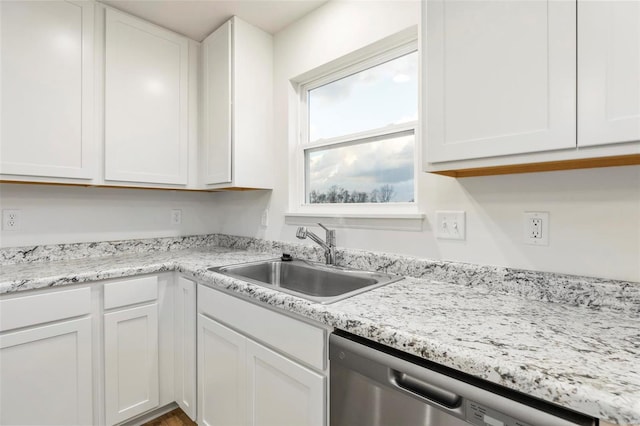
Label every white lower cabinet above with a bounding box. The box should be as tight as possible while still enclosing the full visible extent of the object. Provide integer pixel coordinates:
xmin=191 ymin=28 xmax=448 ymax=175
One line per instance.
xmin=198 ymin=314 xmax=326 ymax=426
xmin=0 ymin=275 xmax=326 ymax=426
xmin=0 ymin=317 xmax=93 ymax=425
xmin=174 ymin=277 xmax=198 ymax=421
xmin=246 ymin=339 xmax=325 ymax=426
xmin=0 ymin=274 xmax=201 ymax=425
xmin=0 ymin=287 xmax=93 ymax=426
xmin=198 ymin=314 xmax=247 ymax=426
xmin=197 ymin=284 xmax=328 ymax=426
xmin=104 ymin=303 xmax=160 ymax=425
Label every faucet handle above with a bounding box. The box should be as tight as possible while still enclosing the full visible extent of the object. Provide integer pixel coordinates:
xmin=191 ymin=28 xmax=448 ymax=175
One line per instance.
xmin=317 ymin=223 xmax=335 ymax=246
xmin=296 ymin=226 xmax=308 ymax=239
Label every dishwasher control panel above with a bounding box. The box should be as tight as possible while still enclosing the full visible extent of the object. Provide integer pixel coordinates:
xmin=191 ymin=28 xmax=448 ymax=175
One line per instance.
xmin=466 ymin=400 xmax=533 ymax=426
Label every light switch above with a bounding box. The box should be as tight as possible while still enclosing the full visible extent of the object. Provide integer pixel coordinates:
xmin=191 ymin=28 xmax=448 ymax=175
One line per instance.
xmin=436 ymin=211 xmax=466 ymax=240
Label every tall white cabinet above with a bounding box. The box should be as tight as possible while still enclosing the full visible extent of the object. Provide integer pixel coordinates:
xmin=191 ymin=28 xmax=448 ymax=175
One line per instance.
xmin=425 ymin=0 xmax=577 ymax=163
xmin=0 ymin=0 xmax=95 ymax=180
xmin=578 ymin=0 xmax=640 ymax=147
xmin=201 ymin=17 xmax=274 ymax=189
xmin=104 ymin=8 xmax=189 ymax=186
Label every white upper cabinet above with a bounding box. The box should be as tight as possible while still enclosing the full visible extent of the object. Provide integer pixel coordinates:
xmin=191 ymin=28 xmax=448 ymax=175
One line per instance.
xmin=425 ymin=0 xmax=577 ymax=163
xmin=201 ymin=17 xmax=274 ymax=189
xmin=202 ymin=21 xmax=233 ymax=185
xmin=104 ymin=9 xmax=189 ymax=185
xmin=578 ymin=0 xmax=640 ymax=147
xmin=0 ymin=0 xmax=95 ymax=179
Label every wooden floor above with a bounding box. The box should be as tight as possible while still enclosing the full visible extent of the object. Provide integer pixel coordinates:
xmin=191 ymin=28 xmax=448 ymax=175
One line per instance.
xmin=142 ymin=408 xmax=196 ymax=426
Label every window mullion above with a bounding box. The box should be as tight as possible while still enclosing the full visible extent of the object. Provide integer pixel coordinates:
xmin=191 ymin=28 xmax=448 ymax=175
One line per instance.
xmin=304 ymin=122 xmax=417 ymax=151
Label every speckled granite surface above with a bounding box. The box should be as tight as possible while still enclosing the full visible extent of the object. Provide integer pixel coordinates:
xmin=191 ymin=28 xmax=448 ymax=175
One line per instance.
xmin=3 ymin=233 xmax=638 ymax=313
xmin=214 ymin=234 xmax=640 ymax=314
xmin=1 ymin=234 xmax=639 ymax=425
xmin=0 ymin=234 xmax=219 ymax=265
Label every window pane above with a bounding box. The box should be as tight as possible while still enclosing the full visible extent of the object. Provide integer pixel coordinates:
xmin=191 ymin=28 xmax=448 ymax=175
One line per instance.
xmin=308 ymin=51 xmax=418 ymax=143
xmin=305 ymin=132 xmax=414 ymax=204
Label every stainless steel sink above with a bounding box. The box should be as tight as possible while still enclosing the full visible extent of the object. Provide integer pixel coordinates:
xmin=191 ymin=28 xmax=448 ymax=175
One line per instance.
xmin=209 ymin=258 xmax=403 ymax=304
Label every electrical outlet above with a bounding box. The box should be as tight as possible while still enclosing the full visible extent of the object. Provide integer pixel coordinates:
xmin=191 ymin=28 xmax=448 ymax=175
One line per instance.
xmin=2 ymin=209 xmax=21 ymax=231
xmin=170 ymin=209 xmax=182 ymax=225
xmin=435 ymin=211 xmax=466 ymax=240
xmin=524 ymin=212 xmax=549 ymax=245
xmin=261 ymin=209 xmax=269 ymax=227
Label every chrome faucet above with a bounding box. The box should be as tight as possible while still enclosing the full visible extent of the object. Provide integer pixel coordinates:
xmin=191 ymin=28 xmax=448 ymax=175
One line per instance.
xmin=296 ymin=223 xmax=336 ymax=265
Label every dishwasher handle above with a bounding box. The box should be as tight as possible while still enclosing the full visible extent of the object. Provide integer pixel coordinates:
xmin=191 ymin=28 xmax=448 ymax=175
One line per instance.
xmin=391 ymin=369 xmax=462 ymax=408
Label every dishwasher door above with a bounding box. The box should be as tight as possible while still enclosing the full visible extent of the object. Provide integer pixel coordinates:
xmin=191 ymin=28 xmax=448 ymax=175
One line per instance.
xmin=329 ymin=332 xmax=597 ymax=426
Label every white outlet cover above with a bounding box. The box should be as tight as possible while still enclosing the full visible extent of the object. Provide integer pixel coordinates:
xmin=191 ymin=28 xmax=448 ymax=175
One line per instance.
xmin=435 ymin=211 xmax=466 ymax=240
xmin=524 ymin=211 xmax=549 ymax=246
xmin=171 ymin=209 xmax=182 ymax=225
xmin=2 ymin=209 xmax=21 ymax=231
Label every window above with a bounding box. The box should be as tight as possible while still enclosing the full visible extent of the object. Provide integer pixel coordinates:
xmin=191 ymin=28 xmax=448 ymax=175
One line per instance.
xmin=294 ymin=40 xmax=419 ymax=214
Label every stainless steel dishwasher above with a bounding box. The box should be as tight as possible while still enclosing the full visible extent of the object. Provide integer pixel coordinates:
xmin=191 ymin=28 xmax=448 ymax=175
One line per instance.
xmin=330 ymin=332 xmax=597 ymax=426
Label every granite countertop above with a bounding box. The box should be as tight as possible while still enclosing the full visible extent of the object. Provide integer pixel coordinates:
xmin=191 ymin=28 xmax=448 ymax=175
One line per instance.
xmin=1 ymin=241 xmax=638 ymax=426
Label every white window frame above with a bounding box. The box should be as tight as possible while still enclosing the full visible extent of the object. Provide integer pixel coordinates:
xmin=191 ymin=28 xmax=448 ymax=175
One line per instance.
xmin=289 ymin=36 xmax=422 ymax=220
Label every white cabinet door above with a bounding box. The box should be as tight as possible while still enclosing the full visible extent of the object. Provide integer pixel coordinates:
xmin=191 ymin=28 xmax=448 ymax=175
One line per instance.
xmin=0 ymin=0 xmax=94 ymax=179
xmin=198 ymin=314 xmax=247 ymax=426
xmin=104 ymin=9 xmax=189 ymax=185
xmin=0 ymin=318 xmax=93 ymax=425
xmin=246 ymin=339 xmax=325 ymax=426
xmin=174 ymin=277 xmax=197 ymax=421
xmin=201 ymin=20 xmax=233 ymax=185
xmin=578 ymin=0 xmax=640 ymax=147
xmin=104 ymin=303 xmax=159 ymax=425
xmin=425 ymin=0 xmax=576 ymax=163
xmin=200 ymin=17 xmax=273 ymax=189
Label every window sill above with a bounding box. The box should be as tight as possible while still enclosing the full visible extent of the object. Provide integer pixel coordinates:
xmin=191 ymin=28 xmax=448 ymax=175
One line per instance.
xmin=284 ymin=212 xmax=425 ymax=231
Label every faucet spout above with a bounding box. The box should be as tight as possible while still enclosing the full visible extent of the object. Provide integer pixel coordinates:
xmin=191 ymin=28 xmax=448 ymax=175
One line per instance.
xmin=295 ymin=223 xmax=336 ymax=265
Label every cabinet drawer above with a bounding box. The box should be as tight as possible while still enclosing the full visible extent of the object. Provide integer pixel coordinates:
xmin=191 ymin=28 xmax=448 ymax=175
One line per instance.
xmin=198 ymin=285 xmax=326 ymax=370
xmin=0 ymin=287 xmax=91 ymax=332
xmin=104 ymin=276 xmax=158 ymax=310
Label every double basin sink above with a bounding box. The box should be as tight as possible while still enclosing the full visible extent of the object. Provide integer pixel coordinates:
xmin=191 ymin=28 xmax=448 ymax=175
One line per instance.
xmin=209 ymin=258 xmax=403 ymax=304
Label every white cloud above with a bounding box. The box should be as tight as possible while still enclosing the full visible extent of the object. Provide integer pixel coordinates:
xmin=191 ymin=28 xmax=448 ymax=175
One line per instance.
xmin=307 ymin=134 xmax=415 ymax=202
xmin=393 ymin=74 xmax=411 ymax=83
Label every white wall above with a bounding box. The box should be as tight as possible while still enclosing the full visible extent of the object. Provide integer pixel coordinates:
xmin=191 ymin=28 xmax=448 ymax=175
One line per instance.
xmin=0 ymin=184 xmax=220 ymax=247
xmin=209 ymin=0 xmax=640 ymax=282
